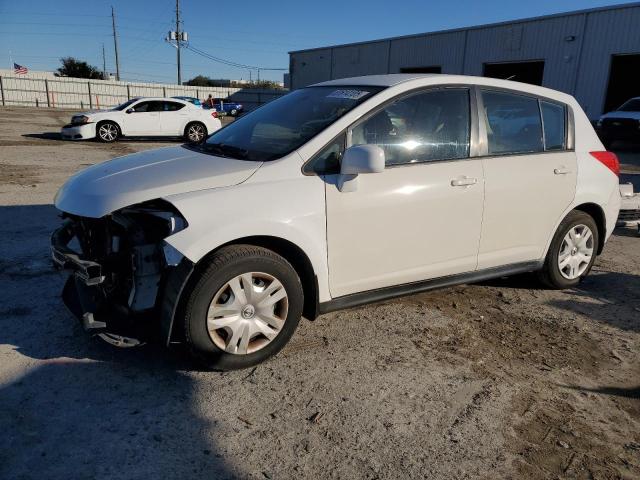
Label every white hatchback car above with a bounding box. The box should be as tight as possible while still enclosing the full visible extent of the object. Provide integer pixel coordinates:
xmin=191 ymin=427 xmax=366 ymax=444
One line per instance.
xmin=60 ymin=97 xmax=222 ymax=143
xmin=52 ymin=74 xmax=621 ymax=370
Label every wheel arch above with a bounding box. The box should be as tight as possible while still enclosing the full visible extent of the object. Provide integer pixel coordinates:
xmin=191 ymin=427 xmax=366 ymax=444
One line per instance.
xmin=96 ymin=118 xmax=122 ymax=137
xmin=573 ymin=202 xmax=607 ymax=255
xmin=211 ymin=236 xmax=319 ymax=321
xmin=183 ymin=120 xmax=207 ymax=136
xmin=165 ymin=234 xmax=320 ymax=345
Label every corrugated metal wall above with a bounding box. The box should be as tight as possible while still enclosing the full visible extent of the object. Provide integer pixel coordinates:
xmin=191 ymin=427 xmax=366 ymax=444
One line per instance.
xmin=289 ymin=4 xmax=640 ymax=117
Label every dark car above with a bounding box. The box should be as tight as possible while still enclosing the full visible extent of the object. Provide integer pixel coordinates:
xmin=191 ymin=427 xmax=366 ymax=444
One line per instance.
xmin=596 ymin=97 xmax=640 ymax=148
xmin=203 ymin=99 xmax=243 ymax=116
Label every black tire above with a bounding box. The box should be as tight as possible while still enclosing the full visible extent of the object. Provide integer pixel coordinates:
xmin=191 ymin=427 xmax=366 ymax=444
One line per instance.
xmin=183 ymin=245 xmax=303 ymax=370
xmin=96 ymin=121 xmax=120 ymax=143
xmin=538 ymin=210 xmax=599 ymax=289
xmin=230 ymin=108 xmax=238 ymax=116
xmin=184 ymin=122 xmax=207 ymax=144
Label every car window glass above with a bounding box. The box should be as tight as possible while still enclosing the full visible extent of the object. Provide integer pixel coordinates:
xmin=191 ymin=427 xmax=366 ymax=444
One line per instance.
xmin=482 ymin=90 xmax=543 ymax=155
xmin=303 ymin=134 xmax=344 ymax=175
xmin=350 ymin=89 xmax=470 ymax=166
xmin=204 ymin=86 xmax=382 ymax=162
xmin=541 ymin=101 xmax=566 ymax=151
xmin=132 ymin=101 xmax=150 ymax=113
xmin=164 ymin=101 xmax=185 ymax=111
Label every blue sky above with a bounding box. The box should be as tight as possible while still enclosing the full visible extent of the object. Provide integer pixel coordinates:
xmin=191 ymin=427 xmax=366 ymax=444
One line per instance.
xmin=0 ymin=0 xmax=635 ymax=84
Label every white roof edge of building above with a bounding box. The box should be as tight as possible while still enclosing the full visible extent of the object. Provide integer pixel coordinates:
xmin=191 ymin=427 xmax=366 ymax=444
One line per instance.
xmin=289 ymin=1 xmax=640 ymax=54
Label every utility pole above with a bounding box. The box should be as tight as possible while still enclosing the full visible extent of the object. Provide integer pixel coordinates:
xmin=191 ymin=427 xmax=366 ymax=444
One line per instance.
xmin=102 ymin=44 xmax=107 ymax=80
xmin=111 ymin=6 xmax=121 ymax=81
xmin=175 ymin=0 xmax=181 ymax=84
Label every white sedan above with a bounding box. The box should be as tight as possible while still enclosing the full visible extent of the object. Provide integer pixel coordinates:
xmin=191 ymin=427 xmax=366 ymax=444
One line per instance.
xmin=61 ymin=97 xmax=222 ymax=143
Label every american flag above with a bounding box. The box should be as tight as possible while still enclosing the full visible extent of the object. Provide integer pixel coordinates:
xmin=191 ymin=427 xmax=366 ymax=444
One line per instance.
xmin=14 ymin=63 xmax=28 ymax=75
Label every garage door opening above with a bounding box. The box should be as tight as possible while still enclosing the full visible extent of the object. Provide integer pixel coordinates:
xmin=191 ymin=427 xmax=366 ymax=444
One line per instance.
xmin=400 ymin=66 xmax=442 ymax=74
xmin=603 ymin=53 xmax=640 ymax=113
xmin=483 ymin=61 xmax=545 ymax=86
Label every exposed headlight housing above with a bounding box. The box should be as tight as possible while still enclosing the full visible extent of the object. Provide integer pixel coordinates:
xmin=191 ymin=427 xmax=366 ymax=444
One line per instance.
xmin=72 ymin=115 xmax=90 ymax=125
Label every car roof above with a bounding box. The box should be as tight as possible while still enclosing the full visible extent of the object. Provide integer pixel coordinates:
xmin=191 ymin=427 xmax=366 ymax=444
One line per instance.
xmin=132 ymin=97 xmax=190 ymax=103
xmin=311 ymin=73 xmax=575 ymax=104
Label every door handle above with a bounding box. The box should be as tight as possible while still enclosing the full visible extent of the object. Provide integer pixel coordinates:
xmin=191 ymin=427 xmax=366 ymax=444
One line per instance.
xmin=554 ymin=167 xmax=571 ymax=175
xmin=451 ymin=177 xmax=477 ymax=187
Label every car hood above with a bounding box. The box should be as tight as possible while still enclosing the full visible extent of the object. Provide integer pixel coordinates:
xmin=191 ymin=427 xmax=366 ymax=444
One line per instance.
xmin=55 ymin=145 xmax=262 ymax=218
xmin=600 ymin=111 xmax=640 ymax=121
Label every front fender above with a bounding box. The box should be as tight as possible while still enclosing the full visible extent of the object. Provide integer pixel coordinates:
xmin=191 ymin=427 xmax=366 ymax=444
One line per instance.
xmin=162 ymin=174 xmax=330 ymax=302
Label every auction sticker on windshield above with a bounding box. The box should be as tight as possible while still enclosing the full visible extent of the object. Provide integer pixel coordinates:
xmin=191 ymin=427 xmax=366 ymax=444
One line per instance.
xmin=327 ymin=89 xmax=371 ymax=100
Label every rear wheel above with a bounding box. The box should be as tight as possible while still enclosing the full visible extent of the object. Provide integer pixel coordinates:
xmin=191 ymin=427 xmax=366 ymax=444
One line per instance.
xmin=183 ymin=245 xmax=303 ymax=370
xmin=538 ymin=210 xmax=598 ymax=289
xmin=96 ymin=121 xmax=119 ymax=142
xmin=185 ymin=122 xmax=207 ymax=144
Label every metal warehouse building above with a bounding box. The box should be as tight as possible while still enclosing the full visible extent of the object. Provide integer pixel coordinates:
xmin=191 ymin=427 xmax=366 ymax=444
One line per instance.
xmin=289 ymin=2 xmax=640 ymax=118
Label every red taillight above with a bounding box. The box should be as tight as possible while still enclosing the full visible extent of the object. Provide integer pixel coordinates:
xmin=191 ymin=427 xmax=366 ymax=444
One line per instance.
xmin=590 ymin=151 xmax=619 ymax=177
xmin=211 ymin=111 xmax=218 ymax=118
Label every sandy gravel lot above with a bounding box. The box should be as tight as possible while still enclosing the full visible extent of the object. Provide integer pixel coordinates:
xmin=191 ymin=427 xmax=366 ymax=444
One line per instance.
xmin=0 ymin=107 xmax=639 ymax=480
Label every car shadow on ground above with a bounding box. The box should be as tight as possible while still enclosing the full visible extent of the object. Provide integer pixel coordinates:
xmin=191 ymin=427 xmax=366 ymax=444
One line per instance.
xmin=21 ymin=133 xmax=187 ymax=144
xmin=0 ymin=204 xmax=234 ymax=479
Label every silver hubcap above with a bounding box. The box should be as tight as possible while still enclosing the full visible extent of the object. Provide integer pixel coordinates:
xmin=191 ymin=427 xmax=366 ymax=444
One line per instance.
xmin=207 ymin=272 xmax=288 ymax=355
xmin=188 ymin=124 xmax=204 ymax=142
xmin=99 ymin=123 xmax=117 ymax=141
xmin=558 ymin=224 xmax=594 ymax=280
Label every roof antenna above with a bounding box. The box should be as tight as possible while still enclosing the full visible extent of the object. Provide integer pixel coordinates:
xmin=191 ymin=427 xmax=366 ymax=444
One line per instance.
xmin=505 ymin=75 xmax=516 ymax=80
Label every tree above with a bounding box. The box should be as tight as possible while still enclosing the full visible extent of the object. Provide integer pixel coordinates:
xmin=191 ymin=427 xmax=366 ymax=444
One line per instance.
xmin=184 ymin=75 xmax=214 ymax=87
xmin=184 ymin=75 xmax=284 ymax=89
xmin=56 ymin=57 xmax=104 ymax=80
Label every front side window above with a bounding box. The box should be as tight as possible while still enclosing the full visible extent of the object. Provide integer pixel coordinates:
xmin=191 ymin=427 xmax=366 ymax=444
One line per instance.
xmin=482 ymin=90 xmax=544 ymax=155
xmin=202 ymin=86 xmax=382 ymax=161
xmin=131 ymin=101 xmax=151 ymax=113
xmin=540 ymin=100 xmax=566 ymax=151
xmin=350 ymin=89 xmax=470 ymax=166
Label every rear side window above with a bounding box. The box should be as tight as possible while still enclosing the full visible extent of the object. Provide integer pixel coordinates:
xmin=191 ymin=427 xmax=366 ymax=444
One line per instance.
xmin=540 ymin=101 xmax=566 ymax=150
xmin=482 ymin=90 xmax=543 ymax=155
xmin=164 ymin=101 xmax=185 ymax=111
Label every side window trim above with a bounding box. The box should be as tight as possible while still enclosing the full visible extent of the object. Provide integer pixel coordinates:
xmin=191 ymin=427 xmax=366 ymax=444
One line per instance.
xmin=475 ymin=86 xmax=574 ymax=158
xmin=346 ymin=85 xmax=474 ymax=168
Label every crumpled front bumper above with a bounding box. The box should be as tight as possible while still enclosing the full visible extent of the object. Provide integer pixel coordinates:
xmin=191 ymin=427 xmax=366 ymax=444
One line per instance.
xmin=51 ymin=222 xmax=194 ymax=346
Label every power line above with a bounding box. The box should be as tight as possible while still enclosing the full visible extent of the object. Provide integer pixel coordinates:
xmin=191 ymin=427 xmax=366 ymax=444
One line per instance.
xmin=185 ymin=44 xmax=287 ymax=71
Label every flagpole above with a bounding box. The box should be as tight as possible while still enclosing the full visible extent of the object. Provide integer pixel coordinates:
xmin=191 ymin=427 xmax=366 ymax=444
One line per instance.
xmin=9 ymin=50 xmax=13 ymax=71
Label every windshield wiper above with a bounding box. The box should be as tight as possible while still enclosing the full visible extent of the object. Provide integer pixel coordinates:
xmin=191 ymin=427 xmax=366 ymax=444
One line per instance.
xmin=204 ymin=142 xmax=250 ymax=160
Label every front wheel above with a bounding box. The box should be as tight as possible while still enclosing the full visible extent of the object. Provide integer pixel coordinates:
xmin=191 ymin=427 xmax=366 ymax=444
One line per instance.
xmin=185 ymin=122 xmax=207 ymax=144
xmin=96 ymin=121 xmax=119 ymax=142
xmin=230 ymin=108 xmax=238 ymax=116
xmin=183 ymin=245 xmax=303 ymax=370
xmin=538 ymin=210 xmax=599 ymax=289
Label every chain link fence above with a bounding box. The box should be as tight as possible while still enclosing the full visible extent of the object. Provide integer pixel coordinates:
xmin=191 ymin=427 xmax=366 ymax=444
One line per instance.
xmin=0 ymin=75 xmax=287 ymax=111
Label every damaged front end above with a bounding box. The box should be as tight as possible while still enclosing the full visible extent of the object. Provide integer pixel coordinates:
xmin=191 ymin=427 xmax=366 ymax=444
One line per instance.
xmin=51 ymin=199 xmax=193 ymax=347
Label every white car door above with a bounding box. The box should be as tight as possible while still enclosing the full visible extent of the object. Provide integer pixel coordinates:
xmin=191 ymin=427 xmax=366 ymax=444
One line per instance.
xmin=159 ymin=100 xmax=189 ymax=136
xmin=123 ymin=100 xmax=162 ymax=135
xmin=324 ymin=88 xmax=485 ymax=298
xmin=477 ymin=89 xmax=577 ymax=269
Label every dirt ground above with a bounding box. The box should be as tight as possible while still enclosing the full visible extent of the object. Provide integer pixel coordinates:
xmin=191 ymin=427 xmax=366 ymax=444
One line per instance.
xmin=0 ymin=106 xmax=639 ymax=480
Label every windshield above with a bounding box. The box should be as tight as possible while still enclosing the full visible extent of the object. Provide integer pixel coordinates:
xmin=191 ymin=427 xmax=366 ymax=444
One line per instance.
xmin=618 ymin=99 xmax=640 ymax=112
xmin=202 ymin=86 xmax=383 ymax=161
xmin=112 ymin=99 xmax=138 ymax=111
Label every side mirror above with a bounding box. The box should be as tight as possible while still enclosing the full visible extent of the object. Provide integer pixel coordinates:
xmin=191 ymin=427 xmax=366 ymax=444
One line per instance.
xmin=338 ymin=145 xmax=385 ymax=192
xmin=340 ymin=145 xmax=385 ymax=174
xmin=126 ymin=108 xmax=134 ymax=114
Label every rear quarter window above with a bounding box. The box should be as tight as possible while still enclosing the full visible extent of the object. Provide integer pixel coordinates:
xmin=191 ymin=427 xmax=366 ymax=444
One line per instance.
xmin=540 ymin=101 xmax=566 ymax=151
